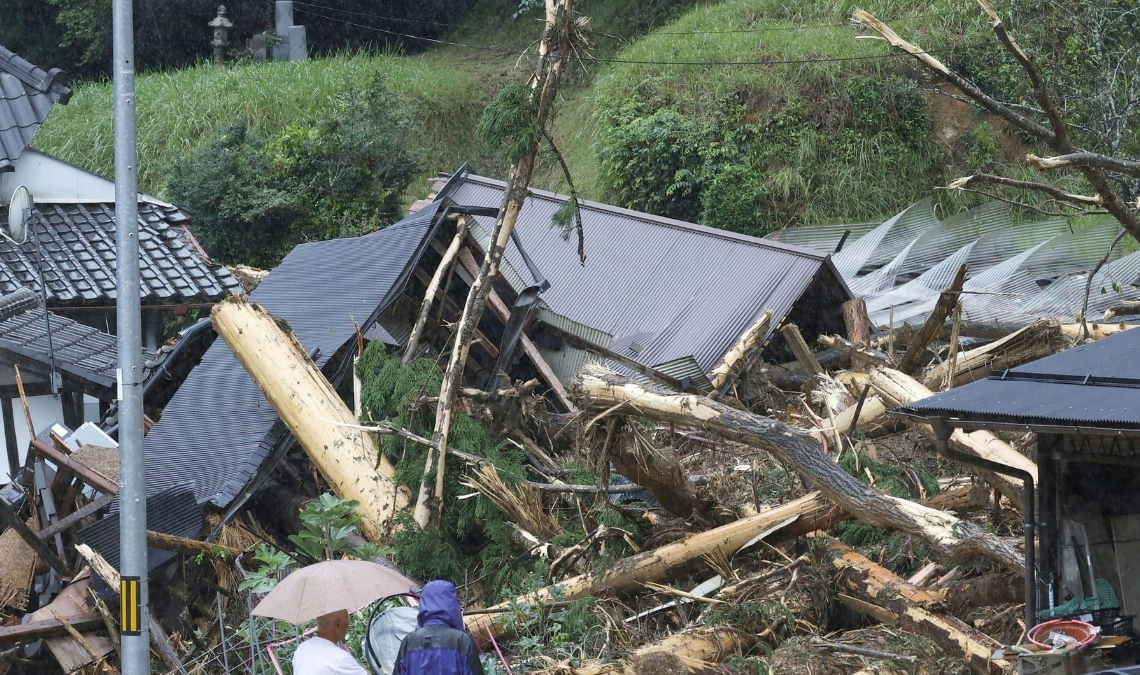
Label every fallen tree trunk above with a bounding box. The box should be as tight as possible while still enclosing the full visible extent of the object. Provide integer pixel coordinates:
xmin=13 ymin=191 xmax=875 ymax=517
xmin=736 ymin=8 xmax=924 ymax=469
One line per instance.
xmin=923 ymin=320 xmax=1059 ymax=389
xmin=708 ymin=310 xmax=772 ymax=396
xmin=1059 ymin=322 xmax=1137 ymax=340
xmin=826 ymin=537 xmax=1006 ymax=675
xmin=403 ymin=216 xmax=469 ymax=364
xmin=922 ymin=483 xmax=991 ymax=515
xmin=568 ymin=627 xmax=755 ymax=674
xmin=870 ymin=368 xmax=1036 ymax=511
xmin=818 ymin=335 xmax=893 ymax=370
xmin=898 ymin=264 xmax=967 ymax=375
xmin=610 ymin=426 xmax=713 ymax=519
xmin=211 ymin=298 xmax=406 ymax=541
xmin=578 ymin=365 xmax=1023 ymax=574
xmin=464 ymin=492 xmax=829 ymax=640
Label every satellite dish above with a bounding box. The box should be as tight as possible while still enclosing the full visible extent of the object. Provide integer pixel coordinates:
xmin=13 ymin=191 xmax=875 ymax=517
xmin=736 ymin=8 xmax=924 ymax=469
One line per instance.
xmin=5 ymin=186 xmax=33 ymax=243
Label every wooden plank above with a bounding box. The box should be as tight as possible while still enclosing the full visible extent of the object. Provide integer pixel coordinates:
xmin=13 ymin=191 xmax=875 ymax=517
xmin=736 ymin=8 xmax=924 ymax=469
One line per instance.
xmin=780 ymin=324 xmax=823 ymax=377
xmin=0 ymin=616 xmax=105 ymax=645
xmin=37 ymin=493 xmax=114 ymax=540
xmin=457 ymin=248 xmax=576 ymax=412
xmin=30 ymin=440 xmax=118 ymax=496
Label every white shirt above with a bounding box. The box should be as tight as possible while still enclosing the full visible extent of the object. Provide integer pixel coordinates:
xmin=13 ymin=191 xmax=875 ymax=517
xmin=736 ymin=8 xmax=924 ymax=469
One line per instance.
xmin=292 ymin=636 xmax=369 ymax=675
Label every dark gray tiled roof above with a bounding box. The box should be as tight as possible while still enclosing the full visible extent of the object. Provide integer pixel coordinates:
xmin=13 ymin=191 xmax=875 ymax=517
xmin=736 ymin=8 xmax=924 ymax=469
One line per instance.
xmin=438 ymin=173 xmax=849 ymax=374
xmin=0 ymin=202 xmax=241 ymax=306
xmin=77 ymin=483 xmax=201 ymax=572
xmin=0 ymin=287 xmax=142 ymax=389
xmin=139 ymin=201 xmax=445 ymax=508
xmin=0 ymin=45 xmax=71 ymax=171
xmin=895 ymin=327 xmax=1140 ymax=431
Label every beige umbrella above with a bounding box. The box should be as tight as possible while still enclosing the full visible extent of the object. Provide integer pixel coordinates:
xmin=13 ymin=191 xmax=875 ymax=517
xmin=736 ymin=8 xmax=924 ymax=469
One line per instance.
xmin=251 ymin=560 xmax=417 ymax=624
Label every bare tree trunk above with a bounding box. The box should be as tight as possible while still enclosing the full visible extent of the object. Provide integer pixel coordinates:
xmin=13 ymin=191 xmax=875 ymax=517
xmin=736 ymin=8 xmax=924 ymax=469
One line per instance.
xmin=609 ymin=426 xmax=713 ymax=519
xmin=568 ymin=628 xmax=755 ymax=674
xmin=826 ymin=537 xmax=1006 ymax=675
xmin=403 ymin=216 xmax=468 ymax=365
xmin=578 ymin=365 xmax=1023 ymax=573
xmin=416 ymin=0 xmax=577 ymax=528
xmin=707 ymin=310 xmax=772 ymax=397
xmin=211 ymin=298 xmax=406 ymax=541
xmin=897 ymin=264 xmax=967 ymax=375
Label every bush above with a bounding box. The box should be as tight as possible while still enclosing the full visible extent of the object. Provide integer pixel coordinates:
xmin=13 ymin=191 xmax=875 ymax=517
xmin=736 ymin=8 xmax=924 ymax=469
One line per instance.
xmin=167 ymin=72 xmax=419 ymax=267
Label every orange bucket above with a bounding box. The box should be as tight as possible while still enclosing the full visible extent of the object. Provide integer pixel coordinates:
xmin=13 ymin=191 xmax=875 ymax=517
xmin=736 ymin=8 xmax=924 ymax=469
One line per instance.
xmin=1027 ymin=619 xmax=1098 ymax=649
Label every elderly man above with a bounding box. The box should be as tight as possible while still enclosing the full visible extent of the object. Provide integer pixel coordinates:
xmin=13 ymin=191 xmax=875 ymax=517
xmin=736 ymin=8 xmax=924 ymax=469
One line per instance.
xmin=393 ymin=580 xmax=484 ymax=675
xmin=293 ymin=609 xmax=369 ymax=675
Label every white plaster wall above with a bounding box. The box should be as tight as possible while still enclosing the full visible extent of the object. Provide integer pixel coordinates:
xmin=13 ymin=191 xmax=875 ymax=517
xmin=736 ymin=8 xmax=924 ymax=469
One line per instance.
xmin=0 ymin=394 xmax=102 ymax=482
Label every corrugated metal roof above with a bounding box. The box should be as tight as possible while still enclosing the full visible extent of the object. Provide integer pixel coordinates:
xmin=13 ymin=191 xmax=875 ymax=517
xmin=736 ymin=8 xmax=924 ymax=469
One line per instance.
xmin=895 ymin=327 xmax=1140 ymax=431
xmin=439 ymin=174 xmax=847 ymax=377
xmin=0 ymin=45 xmax=70 ymax=171
xmin=137 ymin=201 xmax=446 ymax=508
xmin=77 ymin=483 xmax=201 ymax=572
xmin=0 ymin=287 xmax=150 ymax=388
xmin=0 ymin=202 xmax=241 ymax=306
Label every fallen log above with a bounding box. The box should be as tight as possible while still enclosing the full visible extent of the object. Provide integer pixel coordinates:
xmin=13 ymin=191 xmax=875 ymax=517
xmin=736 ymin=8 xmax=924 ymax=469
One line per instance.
xmin=781 ymin=324 xmax=824 ymax=377
xmin=464 ymin=492 xmax=828 ymax=640
xmin=610 ymin=426 xmax=713 ymax=519
xmin=870 ymin=368 xmax=1036 ymax=511
xmin=568 ymin=627 xmax=754 ymax=674
xmin=211 ymin=298 xmax=406 ymax=541
xmin=897 ymin=264 xmax=967 ymax=375
xmin=923 ymin=320 xmax=1059 ymax=389
xmin=1058 ymin=321 xmax=1137 ymax=340
xmin=818 ymin=335 xmax=893 ymax=370
xmin=145 ymin=531 xmax=242 ymax=559
xmin=578 ymin=365 xmax=1023 ymax=574
xmin=826 ymin=537 xmax=1005 ymax=675
xmin=921 ymin=483 xmax=991 ymax=515
xmin=403 ymin=216 xmax=468 ymax=365
xmin=708 ymin=310 xmax=773 ymax=396
xmin=1104 ymin=302 xmax=1140 ymax=321
xmin=939 ymin=572 xmax=1024 ymax=615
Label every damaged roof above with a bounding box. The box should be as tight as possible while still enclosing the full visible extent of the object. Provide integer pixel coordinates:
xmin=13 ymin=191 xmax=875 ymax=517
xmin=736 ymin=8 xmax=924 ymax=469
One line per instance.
xmin=137 ymin=200 xmax=447 ymax=509
xmin=0 ymin=45 xmax=70 ymax=171
xmin=0 ymin=201 xmax=241 ymax=306
xmin=895 ymin=327 xmax=1140 ymax=433
xmin=434 ymin=172 xmax=850 ymax=381
xmin=0 ymin=287 xmax=135 ymax=389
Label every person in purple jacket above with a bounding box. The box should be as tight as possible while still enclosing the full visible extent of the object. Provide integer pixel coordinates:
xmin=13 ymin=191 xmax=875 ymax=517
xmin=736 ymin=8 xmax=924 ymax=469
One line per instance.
xmin=392 ymin=580 xmax=484 ymax=675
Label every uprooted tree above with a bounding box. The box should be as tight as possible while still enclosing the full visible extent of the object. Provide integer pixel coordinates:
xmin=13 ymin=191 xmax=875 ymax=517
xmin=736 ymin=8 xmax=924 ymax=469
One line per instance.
xmin=852 ymin=1 xmax=1140 ymax=237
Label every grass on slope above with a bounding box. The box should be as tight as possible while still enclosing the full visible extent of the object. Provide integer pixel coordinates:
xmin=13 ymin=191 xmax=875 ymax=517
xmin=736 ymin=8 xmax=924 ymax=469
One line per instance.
xmin=34 ymin=53 xmax=479 ymax=197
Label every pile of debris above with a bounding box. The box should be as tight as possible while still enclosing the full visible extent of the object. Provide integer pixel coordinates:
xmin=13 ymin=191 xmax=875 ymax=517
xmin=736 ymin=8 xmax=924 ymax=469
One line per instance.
xmin=3 ymin=166 xmax=1139 ymax=675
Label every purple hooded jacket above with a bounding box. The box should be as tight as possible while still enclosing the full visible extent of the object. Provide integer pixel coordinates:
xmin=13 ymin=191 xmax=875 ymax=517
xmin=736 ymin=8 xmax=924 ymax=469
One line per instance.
xmin=392 ymin=581 xmax=483 ymax=675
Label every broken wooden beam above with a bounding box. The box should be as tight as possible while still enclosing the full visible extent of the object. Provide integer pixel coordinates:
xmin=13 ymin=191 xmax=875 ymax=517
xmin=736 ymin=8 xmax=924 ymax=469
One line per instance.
xmin=465 ymin=492 xmax=828 ymax=641
xmin=707 ymin=310 xmax=773 ymax=395
xmin=897 ymin=264 xmax=967 ymax=375
xmin=211 ymin=297 xmax=407 ymax=541
xmin=609 ymin=425 xmax=712 ymax=519
xmin=579 ymin=364 xmax=1023 ymax=574
xmin=568 ymin=627 xmax=755 ymax=674
xmin=145 ymin=531 xmax=242 ymax=559
xmin=923 ymin=320 xmax=1059 ymax=389
xmin=780 ymin=323 xmax=824 ymax=377
xmin=0 ymin=616 xmax=105 ymax=646
xmin=30 ymin=439 xmax=118 ymax=496
xmin=38 ymin=494 xmax=115 ymax=540
xmin=826 ymin=537 xmax=1004 ymax=675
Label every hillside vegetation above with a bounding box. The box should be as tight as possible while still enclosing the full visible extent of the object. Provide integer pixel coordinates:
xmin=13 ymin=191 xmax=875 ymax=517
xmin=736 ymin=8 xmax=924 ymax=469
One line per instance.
xmin=33 ymin=0 xmax=1055 ymax=256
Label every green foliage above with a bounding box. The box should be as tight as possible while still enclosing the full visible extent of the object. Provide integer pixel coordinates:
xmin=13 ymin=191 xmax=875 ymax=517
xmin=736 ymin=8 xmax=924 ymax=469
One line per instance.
xmin=836 ymin=446 xmax=940 ymax=500
xmin=356 ymin=345 xmax=529 ymax=589
xmin=238 ymin=544 xmax=295 ymax=593
xmin=477 ymin=82 xmax=541 ymax=161
xmin=705 ymin=599 xmax=795 ymax=637
xmin=166 ymin=72 xmax=420 ymax=266
xmin=502 ymin=588 xmax=606 ymax=658
xmin=289 ymin=492 xmax=397 ymax=562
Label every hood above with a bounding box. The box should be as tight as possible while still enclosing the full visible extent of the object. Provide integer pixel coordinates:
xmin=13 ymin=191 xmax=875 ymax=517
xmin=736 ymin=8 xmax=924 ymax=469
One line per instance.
xmin=417 ymin=580 xmax=463 ymax=630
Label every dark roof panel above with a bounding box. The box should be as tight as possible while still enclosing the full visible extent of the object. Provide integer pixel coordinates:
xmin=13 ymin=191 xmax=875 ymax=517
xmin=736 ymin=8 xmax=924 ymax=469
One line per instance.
xmin=78 ymin=483 xmax=202 ymax=572
xmin=896 ymin=326 xmax=1140 ymax=431
xmin=138 ymin=202 xmax=445 ymax=508
xmin=0 ymin=202 xmax=241 ymax=305
xmin=440 ymin=174 xmax=846 ymax=374
xmin=0 ymin=45 xmax=70 ymax=170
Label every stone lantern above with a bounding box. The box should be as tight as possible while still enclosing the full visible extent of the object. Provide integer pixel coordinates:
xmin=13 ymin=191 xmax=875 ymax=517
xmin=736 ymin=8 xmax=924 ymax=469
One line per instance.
xmin=208 ymin=5 xmax=233 ymax=65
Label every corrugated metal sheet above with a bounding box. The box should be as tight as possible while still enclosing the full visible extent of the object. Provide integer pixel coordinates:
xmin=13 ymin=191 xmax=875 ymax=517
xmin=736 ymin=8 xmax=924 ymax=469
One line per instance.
xmin=136 ymin=200 xmax=446 ymax=508
xmin=0 ymin=202 xmax=240 ymax=305
xmin=77 ymin=483 xmax=201 ymax=572
xmin=896 ymin=326 xmax=1140 ymax=430
xmin=765 ymin=221 xmax=879 ymax=252
xmin=0 ymin=288 xmax=148 ymax=388
xmin=440 ymin=174 xmax=844 ymax=378
xmin=0 ymin=45 xmax=70 ymax=171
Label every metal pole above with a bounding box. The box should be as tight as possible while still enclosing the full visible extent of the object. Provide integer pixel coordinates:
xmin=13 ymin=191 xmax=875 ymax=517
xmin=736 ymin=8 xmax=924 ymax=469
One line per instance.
xmin=113 ymin=0 xmax=148 ymax=671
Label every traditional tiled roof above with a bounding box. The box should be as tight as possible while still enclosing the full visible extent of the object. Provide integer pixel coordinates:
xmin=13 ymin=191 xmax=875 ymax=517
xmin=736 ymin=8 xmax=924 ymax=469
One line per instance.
xmin=0 ymin=201 xmax=241 ymax=306
xmin=0 ymin=45 xmax=71 ymax=171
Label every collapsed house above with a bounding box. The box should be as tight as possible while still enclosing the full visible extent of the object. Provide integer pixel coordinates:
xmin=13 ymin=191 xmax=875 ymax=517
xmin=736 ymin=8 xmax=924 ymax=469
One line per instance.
xmin=0 ymin=44 xmax=239 ymax=481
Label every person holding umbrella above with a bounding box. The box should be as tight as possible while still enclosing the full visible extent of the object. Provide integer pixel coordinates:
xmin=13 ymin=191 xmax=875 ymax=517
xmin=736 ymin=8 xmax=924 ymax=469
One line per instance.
xmin=392 ymin=580 xmax=484 ymax=675
xmin=293 ymin=609 xmax=369 ymax=675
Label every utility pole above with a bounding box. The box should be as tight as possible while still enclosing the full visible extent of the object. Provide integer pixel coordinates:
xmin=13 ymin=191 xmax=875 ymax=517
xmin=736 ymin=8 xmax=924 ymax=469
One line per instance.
xmin=113 ymin=0 xmax=148 ymax=671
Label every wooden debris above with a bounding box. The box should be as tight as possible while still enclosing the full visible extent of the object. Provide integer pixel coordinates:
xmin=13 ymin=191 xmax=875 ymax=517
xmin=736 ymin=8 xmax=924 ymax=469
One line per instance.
xmin=869 ymin=367 xmax=1037 ymax=510
xmin=897 ymin=264 xmax=967 ymax=375
xmin=825 ymin=537 xmax=1004 ymax=675
xmin=464 ymin=492 xmax=827 ymax=640
xmin=145 ymin=530 xmax=243 ymax=559
xmin=609 ymin=426 xmax=713 ymax=519
xmin=810 ymin=636 xmax=917 ymax=667
xmin=921 ymin=483 xmax=991 ymax=515
xmin=843 ymin=298 xmax=872 ymax=346
xmin=781 ymin=323 xmax=824 ymax=377
xmin=30 ymin=440 xmax=118 ymax=496
xmin=568 ymin=627 xmax=754 ymax=674
xmin=818 ymin=335 xmax=893 ymax=369
xmin=211 ymin=297 xmax=407 ymax=541
xmin=579 ymin=365 xmax=1023 ymax=573
xmin=0 ymin=616 xmax=105 ymax=646
xmin=0 ymin=495 xmax=72 ymax=577
xmin=1103 ymin=301 xmax=1140 ymax=320
xmin=707 ymin=310 xmax=773 ymax=395
xmin=1058 ymin=321 xmax=1137 ymax=340
xmin=403 ymin=216 xmax=469 ymax=364
xmin=924 ymin=320 xmax=1059 ymax=389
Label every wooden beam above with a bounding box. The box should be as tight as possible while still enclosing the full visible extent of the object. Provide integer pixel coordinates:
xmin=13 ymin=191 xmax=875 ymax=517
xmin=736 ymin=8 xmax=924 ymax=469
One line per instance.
xmin=30 ymin=440 xmax=117 ymax=496
xmin=37 ymin=494 xmax=115 ymax=540
xmin=780 ymin=324 xmax=823 ymax=377
xmin=897 ymin=264 xmax=967 ymax=375
xmin=0 ymin=495 xmax=72 ymax=577
xmin=0 ymin=616 xmax=105 ymax=646
xmin=457 ymin=248 xmax=576 ymax=412
xmin=145 ymin=530 xmax=241 ymax=559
